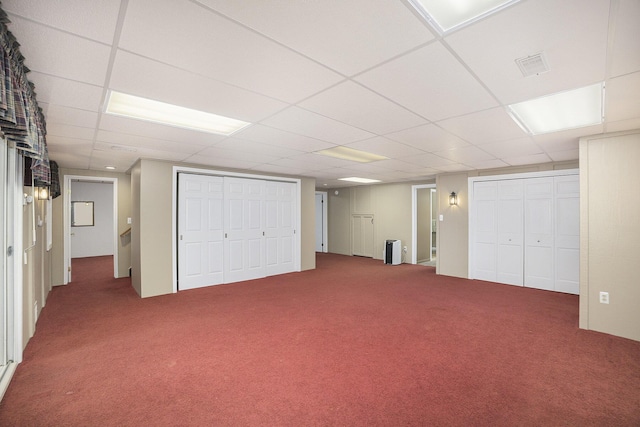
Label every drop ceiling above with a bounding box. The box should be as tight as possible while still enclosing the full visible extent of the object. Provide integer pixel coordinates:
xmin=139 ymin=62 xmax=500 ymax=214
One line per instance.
xmin=3 ymin=0 xmax=640 ymax=187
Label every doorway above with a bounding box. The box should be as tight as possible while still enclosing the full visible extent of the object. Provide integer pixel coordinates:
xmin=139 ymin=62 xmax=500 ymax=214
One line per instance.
xmin=411 ymin=184 xmax=437 ymax=265
xmin=63 ymin=176 xmax=118 ymax=283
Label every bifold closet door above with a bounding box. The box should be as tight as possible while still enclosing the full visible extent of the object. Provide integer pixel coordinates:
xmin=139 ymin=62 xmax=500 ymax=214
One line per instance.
xmin=524 ymin=178 xmax=554 ymax=291
xmin=264 ymin=181 xmax=296 ymax=276
xmin=472 ymin=181 xmax=498 ymax=282
xmin=224 ymin=177 xmax=265 ymax=284
xmin=497 ymin=180 xmax=524 ymax=286
xmin=177 ymin=174 xmax=224 ymax=290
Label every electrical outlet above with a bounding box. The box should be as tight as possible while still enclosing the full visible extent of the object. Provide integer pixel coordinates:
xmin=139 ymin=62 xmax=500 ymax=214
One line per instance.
xmin=599 ymin=292 xmax=609 ymax=304
xmin=403 ymin=246 xmax=407 ymax=253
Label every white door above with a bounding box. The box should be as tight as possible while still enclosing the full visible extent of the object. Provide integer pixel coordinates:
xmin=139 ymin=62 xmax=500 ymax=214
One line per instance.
xmin=315 ymin=193 xmax=324 ymax=252
xmin=264 ymin=181 xmax=296 ymax=276
xmin=472 ymin=181 xmax=498 ymax=282
xmin=352 ymin=214 xmax=374 ymax=257
xmin=497 ymin=180 xmax=524 ymax=286
xmin=178 ymin=174 xmax=224 ymax=290
xmin=554 ymin=175 xmax=580 ymax=294
xmin=224 ymin=178 xmax=265 ymax=283
xmin=524 ymin=178 xmax=554 ymax=291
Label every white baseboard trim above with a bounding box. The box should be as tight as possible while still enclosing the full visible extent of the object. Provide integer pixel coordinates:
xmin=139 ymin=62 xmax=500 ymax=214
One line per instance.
xmin=0 ymin=362 xmax=17 ymax=402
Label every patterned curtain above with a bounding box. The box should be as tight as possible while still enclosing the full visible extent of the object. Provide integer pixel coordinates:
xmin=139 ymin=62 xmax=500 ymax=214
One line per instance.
xmin=0 ymin=5 xmax=50 ymax=186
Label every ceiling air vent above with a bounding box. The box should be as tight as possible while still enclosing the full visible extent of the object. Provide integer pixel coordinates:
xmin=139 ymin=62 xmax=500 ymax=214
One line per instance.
xmin=515 ymin=52 xmax=549 ymax=77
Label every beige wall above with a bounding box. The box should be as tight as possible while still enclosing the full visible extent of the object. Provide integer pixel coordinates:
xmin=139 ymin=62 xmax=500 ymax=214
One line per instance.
xmin=326 ymin=161 xmax=578 ymax=276
xmin=435 ymin=173 xmax=469 ymax=278
xmin=132 ymin=159 xmax=316 ymax=298
xmin=50 ymin=168 xmax=132 ymax=285
xmin=579 ymin=130 xmax=640 ymax=342
xmin=300 ymin=179 xmax=316 ymax=271
xmin=327 ymin=181 xmax=420 ymax=262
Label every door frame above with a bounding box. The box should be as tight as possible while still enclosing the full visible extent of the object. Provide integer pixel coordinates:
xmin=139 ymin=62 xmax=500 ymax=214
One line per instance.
xmin=411 ymin=184 xmax=436 ymax=264
xmin=63 ymin=175 xmax=118 ymax=283
xmin=0 ymin=141 xmax=24 ymax=400
xmin=315 ymin=191 xmax=328 ymax=253
xmin=467 ymin=169 xmax=579 ymax=280
xmin=172 ymin=166 xmax=302 ymax=293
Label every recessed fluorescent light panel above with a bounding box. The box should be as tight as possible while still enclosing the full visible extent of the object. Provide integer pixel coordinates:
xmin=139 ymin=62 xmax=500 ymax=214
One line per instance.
xmin=507 ymin=83 xmax=604 ymax=135
xmin=407 ymin=0 xmax=520 ymax=33
xmin=105 ymin=91 xmax=251 ymax=136
xmin=339 ymin=177 xmax=382 ymax=184
xmin=314 ymin=146 xmax=388 ymax=163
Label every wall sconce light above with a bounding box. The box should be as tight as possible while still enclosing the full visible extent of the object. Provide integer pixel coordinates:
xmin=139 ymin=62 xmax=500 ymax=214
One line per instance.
xmin=449 ymin=191 xmax=458 ymax=206
xmin=36 ymin=186 xmax=50 ymax=200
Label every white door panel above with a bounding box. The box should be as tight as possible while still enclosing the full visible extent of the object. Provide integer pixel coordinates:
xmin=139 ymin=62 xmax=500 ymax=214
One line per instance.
xmin=264 ymin=181 xmax=296 ymax=276
xmin=524 ymin=178 xmax=554 ymax=291
xmin=178 ymin=174 xmax=224 ymax=290
xmin=472 ymin=181 xmax=498 ymax=281
xmin=497 ymin=180 xmax=524 ymax=286
xmin=224 ymin=178 xmax=265 ymax=283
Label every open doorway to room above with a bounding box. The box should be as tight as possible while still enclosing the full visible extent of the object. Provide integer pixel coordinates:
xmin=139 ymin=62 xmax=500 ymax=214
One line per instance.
xmin=412 ymin=184 xmax=436 ymax=266
xmin=63 ymin=176 xmax=118 ymax=283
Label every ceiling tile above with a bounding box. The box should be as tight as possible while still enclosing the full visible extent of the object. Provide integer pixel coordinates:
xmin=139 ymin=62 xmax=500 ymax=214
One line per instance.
xmin=98 ymin=115 xmax=225 ymax=146
xmin=261 ymin=107 xmax=375 ymax=144
xmin=437 ymin=107 xmax=525 ymax=145
xmin=196 ymin=0 xmax=434 ymax=76
xmin=299 ymin=81 xmax=428 ymax=135
xmin=605 ymin=71 xmax=640 ymax=123
xmin=41 ymin=104 xmax=99 ymax=128
xmin=7 ymin=16 xmax=111 ymax=86
xmin=373 ymin=159 xmax=433 ymax=172
xmin=214 ymin=138 xmax=303 ymax=159
xmin=465 ymin=159 xmax=509 ymax=170
xmin=183 ymin=156 xmax=262 ymax=171
xmin=95 ymin=130 xmax=207 ymax=154
xmin=46 ymin=151 xmax=91 ymax=170
xmin=193 ymin=147 xmax=279 ymax=165
xmin=46 ymin=123 xmax=96 ymax=140
xmin=356 ymin=42 xmax=498 ymax=121
xmin=434 ymin=146 xmax=495 ymax=164
xmin=479 ymin=138 xmax=543 ymax=158
xmin=29 ymin=72 xmax=103 ymax=112
xmin=605 ymin=117 xmax=640 ymax=134
xmin=532 ymin=124 xmax=603 ymax=152
xmin=119 ymin=0 xmax=342 ymax=103
xmin=609 ymin=0 xmax=640 ymax=78
xmin=345 ymin=137 xmax=426 ymax=158
xmin=504 ymin=153 xmax=552 ymax=166
xmin=4 ymin=0 xmax=121 ymax=44
xmin=232 ymin=125 xmax=335 ymax=153
xmin=445 ymin=0 xmax=610 ymax=104
xmin=251 ymin=164 xmax=309 ymax=177
xmin=385 ymin=124 xmax=470 ymax=152
xmin=401 ymin=153 xmax=456 ymax=168
xmin=547 ymin=149 xmax=579 ymax=162
xmin=109 ymin=51 xmax=288 ymax=123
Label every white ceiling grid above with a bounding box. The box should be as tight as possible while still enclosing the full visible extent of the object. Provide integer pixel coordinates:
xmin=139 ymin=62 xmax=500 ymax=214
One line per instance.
xmin=2 ymin=0 xmax=639 ymax=187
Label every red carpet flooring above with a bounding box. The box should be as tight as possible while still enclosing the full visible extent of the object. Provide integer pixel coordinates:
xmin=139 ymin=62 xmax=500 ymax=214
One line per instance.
xmin=1 ymin=254 xmax=639 ymax=426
